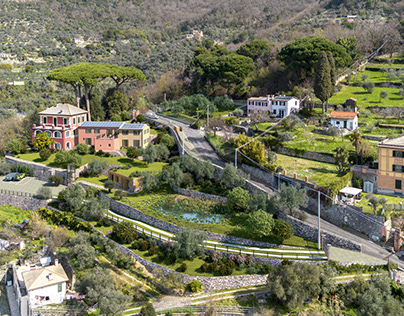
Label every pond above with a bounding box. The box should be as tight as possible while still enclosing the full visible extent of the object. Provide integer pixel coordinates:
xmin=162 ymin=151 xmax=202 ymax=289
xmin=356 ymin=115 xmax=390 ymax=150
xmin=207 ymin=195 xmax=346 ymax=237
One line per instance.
xmin=156 ymin=207 xmax=223 ymax=224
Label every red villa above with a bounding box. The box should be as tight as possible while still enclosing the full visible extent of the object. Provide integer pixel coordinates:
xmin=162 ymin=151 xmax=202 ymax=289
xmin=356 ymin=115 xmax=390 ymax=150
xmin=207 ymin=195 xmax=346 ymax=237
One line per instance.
xmin=32 ymin=103 xmax=88 ymax=150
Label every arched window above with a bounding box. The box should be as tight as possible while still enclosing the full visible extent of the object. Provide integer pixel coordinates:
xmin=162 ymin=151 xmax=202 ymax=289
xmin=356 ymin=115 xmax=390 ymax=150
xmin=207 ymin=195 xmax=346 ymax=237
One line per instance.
xmin=54 ymin=131 xmax=62 ymax=138
xmin=54 ymin=142 xmax=61 ymax=150
xmin=46 ymin=131 xmax=52 ymax=137
xmin=66 ymin=142 xmax=71 ymax=149
xmin=65 ymin=131 xmax=70 ymax=137
xmin=35 ymin=130 xmax=41 ymax=135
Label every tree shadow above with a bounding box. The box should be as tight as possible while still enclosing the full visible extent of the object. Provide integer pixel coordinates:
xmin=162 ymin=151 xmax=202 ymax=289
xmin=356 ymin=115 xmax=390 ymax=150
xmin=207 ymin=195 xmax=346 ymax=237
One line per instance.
xmin=352 ymin=91 xmax=369 ymax=95
xmin=309 ymin=167 xmax=335 ymax=174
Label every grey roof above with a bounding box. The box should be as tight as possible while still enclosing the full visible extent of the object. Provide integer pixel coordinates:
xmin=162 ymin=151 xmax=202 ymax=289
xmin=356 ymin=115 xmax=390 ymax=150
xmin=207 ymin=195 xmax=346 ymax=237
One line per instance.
xmin=378 ymin=135 xmax=404 ymax=148
xmin=273 ymin=96 xmax=298 ymax=100
xmin=80 ymin=121 xmax=124 ymax=128
xmin=120 ymin=123 xmax=146 ymax=130
xmin=39 ymin=103 xmax=88 ymax=116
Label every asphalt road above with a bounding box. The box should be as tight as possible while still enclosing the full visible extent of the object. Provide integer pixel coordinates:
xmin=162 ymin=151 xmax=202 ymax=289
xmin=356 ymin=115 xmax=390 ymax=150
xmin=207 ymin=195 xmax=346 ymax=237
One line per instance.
xmin=153 ymin=115 xmax=404 ymax=269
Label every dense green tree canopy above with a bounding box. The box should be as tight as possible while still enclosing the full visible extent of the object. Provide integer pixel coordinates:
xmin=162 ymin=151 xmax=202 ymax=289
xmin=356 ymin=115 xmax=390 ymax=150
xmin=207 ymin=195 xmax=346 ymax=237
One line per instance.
xmin=277 ymin=36 xmax=351 ymax=79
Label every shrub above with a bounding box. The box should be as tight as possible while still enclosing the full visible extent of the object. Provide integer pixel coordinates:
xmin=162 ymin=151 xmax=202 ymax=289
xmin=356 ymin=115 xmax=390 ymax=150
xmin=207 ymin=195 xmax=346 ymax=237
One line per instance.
xmin=141 ymin=240 xmax=150 ymax=251
xmin=48 ymin=174 xmax=64 ymax=186
xmin=208 ymin=262 xmax=218 ymax=272
xmin=148 ymin=247 xmax=156 ymax=256
xmin=209 ymin=251 xmax=222 ymax=263
xmin=189 ymin=280 xmax=203 ymax=293
xmin=179 ymin=263 xmax=187 ymax=272
xmin=272 ymin=220 xmax=294 ymax=242
xmin=201 ymin=263 xmax=209 ymax=272
xmin=87 ymin=158 xmax=108 ymax=176
xmin=226 ymin=259 xmax=236 ymax=269
xmin=75 ymin=143 xmax=89 ymax=155
xmin=169 ymin=254 xmax=177 ymax=264
xmin=114 ymin=190 xmax=127 ymax=200
xmin=97 ymin=216 xmax=113 ymax=227
xmin=282 ymin=259 xmax=293 ymax=266
xmin=0 ymin=162 xmax=11 ymax=175
xmin=112 ymin=221 xmax=137 ymax=244
xmin=219 ymin=264 xmax=233 ymax=276
xmin=36 ymin=187 xmax=52 ymax=200
xmin=39 ymin=148 xmax=52 ymax=160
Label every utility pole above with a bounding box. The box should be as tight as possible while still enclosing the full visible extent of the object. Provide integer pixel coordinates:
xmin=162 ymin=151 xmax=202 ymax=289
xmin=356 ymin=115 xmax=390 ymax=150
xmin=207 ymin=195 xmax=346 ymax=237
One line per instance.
xmin=182 ymin=127 xmax=185 ymax=155
xmin=318 ymin=190 xmax=321 ymax=250
xmin=207 ymin=104 xmax=209 ymax=128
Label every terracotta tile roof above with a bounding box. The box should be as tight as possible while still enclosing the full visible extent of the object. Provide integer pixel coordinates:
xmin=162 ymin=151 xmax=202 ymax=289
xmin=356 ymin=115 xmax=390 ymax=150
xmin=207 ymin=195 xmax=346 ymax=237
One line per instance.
xmin=329 ymin=111 xmax=358 ymax=120
xmin=22 ymin=265 xmax=68 ymax=291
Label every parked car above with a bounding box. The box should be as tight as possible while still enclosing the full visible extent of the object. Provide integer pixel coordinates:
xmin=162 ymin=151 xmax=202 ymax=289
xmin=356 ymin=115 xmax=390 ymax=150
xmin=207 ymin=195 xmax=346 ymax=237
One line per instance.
xmin=4 ymin=172 xmax=25 ymax=181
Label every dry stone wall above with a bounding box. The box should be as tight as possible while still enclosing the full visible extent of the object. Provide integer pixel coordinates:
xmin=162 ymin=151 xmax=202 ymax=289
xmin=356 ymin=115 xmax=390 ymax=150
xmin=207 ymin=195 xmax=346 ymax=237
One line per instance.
xmin=0 ymin=194 xmax=48 ymax=210
xmin=277 ymin=147 xmax=336 ymax=164
xmin=171 ymin=186 xmax=227 ymax=203
xmin=5 ymin=155 xmax=89 ymax=185
xmin=279 ymin=214 xmax=362 ymax=252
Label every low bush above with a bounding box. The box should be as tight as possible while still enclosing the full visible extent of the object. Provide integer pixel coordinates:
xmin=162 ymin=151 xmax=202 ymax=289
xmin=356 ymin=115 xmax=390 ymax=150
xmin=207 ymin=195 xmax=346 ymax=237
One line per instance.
xmin=36 ymin=187 xmax=52 ymax=200
xmin=148 ymin=247 xmax=156 ymax=256
xmin=208 ymin=262 xmax=218 ymax=272
xmin=48 ymin=174 xmax=64 ymax=186
xmin=169 ymin=254 xmax=177 ymax=264
xmin=141 ymin=240 xmax=150 ymax=251
xmin=201 ymin=263 xmax=209 ymax=272
xmin=188 ymin=280 xmax=203 ymax=293
xmin=179 ymin=263 xmax=187 ymax=272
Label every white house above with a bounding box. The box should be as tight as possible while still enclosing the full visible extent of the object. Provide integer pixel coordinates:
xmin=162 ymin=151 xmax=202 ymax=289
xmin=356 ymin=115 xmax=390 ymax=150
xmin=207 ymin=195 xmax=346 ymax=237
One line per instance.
xmin=247 ymin=95 xmax=300 ymax=118
xmin=329 ymin=111 xmax=358 ymax=131
xmin=20 ymin=260 xmax=68 ymax=307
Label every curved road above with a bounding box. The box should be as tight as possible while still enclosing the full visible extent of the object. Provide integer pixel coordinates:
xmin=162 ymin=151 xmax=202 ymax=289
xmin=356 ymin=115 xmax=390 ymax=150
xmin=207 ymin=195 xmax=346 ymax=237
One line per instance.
xmin=153 ymin=115 xmax=404 ymax=269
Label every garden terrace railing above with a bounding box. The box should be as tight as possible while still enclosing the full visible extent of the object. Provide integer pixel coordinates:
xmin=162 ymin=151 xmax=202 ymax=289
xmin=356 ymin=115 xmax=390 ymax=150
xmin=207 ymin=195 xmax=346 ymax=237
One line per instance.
xmin=155 ymin=305 xmax=255 ymax=315
xmin=0 ymin=189 xmax=34 ymax=197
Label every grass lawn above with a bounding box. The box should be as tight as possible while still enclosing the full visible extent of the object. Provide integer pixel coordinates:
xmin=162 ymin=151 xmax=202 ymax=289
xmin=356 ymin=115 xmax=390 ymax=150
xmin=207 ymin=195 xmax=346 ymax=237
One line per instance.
xmin=256 ymin=122 xmax=276 ymax=131
xmin=113 ymin=161 xmax=168 ymax=176
xmin=162 ymin=111 xmax=198 ymax=124
xmin=328 ymin=84 xmax=403 ymax=108
xmin=353 ymin=70 xmax=402 ymax=84
xmin=130 ymin=248 xmax=251 ymax=277
xmin=112 ymin=184 xmax=317 ymax=248
xmin=282 ymin=126 xmax=355 ymax=156
xmin=0 ymin=205 xmax=31 ymax=223
xmin=150 ymin=128 xmax=159 ymax=135
xmin=356 ymin=193 xmax=404 ymax=216
xmin=275 ymin=153 xmax=345 ymax=187
xmin=17 ymin=152 xmax=149 ymax=169
xmin=77 ymin=175 xmax=108 ymax=186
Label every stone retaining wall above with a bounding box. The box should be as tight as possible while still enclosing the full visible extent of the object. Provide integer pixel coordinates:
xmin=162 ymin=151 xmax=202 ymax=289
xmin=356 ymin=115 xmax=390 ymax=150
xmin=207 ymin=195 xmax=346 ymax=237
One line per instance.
xmin=277 ymin=147 xmax=336 ymax=164
xmin=307 ymin=197 xmax=385 ymax=241
xmin=279 ymin=214 xmax=362 ymax=252
xmin=5 ymin=155 xmax=89 ymax=185
xmin=0 ymin=194 xmax=48 ymax=210
xmin=171 ymin=186 xmax=227 ymax=203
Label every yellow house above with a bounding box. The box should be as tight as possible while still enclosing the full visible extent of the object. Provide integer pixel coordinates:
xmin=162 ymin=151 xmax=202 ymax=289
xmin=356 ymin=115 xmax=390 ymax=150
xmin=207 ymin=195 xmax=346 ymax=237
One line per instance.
xmin=378 ymin=136 xmax=404 ymax=194
xmin=109 ymin=170 xmax=141 ymax=192
xmin=118 ymin=123 xmax=150 ymax=149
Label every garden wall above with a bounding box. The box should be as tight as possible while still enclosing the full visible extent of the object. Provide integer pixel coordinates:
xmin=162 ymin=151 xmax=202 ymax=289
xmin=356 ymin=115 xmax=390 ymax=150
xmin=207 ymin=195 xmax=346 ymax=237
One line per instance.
xmin=278 ymin=214 xmax=362 ymax=252
xmin=276 ymin=147 xmax=336 ymax=164
xmin=0 ymin=194 xmax=48 ymax=210
xmin=307 ymin=197 xmax=386 ymax=241
xmin=170 ymin=185 xmax=227 ymax=203
xmin=5 ymin=155 xmax=88 ymax=185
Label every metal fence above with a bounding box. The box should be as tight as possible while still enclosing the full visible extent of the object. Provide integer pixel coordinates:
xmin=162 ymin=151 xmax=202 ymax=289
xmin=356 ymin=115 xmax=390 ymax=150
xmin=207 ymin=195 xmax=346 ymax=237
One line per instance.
xmin=0 ymin=189 xmax=34 ymax=197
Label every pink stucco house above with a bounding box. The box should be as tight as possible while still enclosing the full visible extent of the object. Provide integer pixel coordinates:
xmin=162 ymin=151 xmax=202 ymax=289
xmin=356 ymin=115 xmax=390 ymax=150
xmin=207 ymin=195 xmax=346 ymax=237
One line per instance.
xmin=32 ymin=103 xmax=88 ymax=150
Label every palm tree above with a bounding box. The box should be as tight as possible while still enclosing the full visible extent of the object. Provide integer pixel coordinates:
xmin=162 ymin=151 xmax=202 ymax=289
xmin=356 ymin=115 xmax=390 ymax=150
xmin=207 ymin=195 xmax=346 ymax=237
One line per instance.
xmin=349 ymin=131 xmax=362 ymax=165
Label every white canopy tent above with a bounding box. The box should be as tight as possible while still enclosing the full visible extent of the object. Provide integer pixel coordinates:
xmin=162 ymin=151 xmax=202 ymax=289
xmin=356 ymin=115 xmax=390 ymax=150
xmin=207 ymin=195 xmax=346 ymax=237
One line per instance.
xmin=339 ymin=187 xmax=362 ymax=204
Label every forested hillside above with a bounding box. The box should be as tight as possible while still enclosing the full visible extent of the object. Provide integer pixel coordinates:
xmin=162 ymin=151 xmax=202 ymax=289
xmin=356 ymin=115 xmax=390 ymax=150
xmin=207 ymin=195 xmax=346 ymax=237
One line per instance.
xmin=0 ymin=0 xmax=401 ymax=116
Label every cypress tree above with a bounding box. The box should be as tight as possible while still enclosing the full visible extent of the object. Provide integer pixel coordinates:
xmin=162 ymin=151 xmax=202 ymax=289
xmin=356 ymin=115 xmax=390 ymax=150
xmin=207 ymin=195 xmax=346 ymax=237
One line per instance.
xmin=326 ymin=51 xmax=336 ymax=112
xmin=314 ymin=51 xmax=332 ymax=114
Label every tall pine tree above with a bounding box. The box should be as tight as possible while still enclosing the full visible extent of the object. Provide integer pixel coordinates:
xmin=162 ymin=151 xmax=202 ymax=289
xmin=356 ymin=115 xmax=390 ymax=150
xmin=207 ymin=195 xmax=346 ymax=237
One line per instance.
xmin=314 ymin=51 xmax=332 ymax=114
xmin=326 ymin=51 xmax=336 ymax=112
